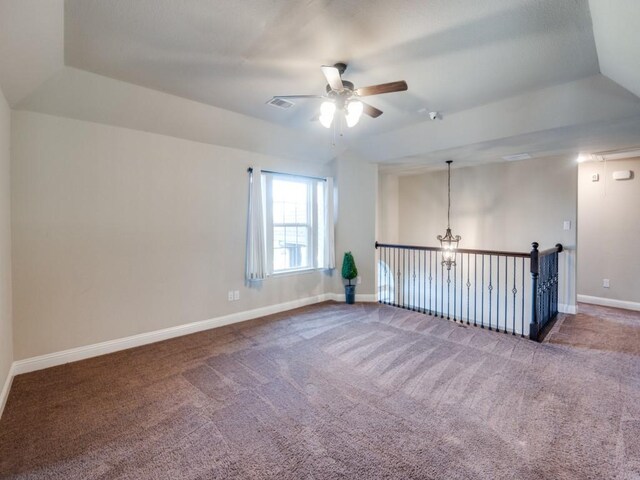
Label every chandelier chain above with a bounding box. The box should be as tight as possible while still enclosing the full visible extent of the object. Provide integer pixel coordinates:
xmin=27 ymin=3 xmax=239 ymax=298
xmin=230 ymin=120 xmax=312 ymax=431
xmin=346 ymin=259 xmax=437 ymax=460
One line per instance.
xmin=447 ymin=160 xmax=452 ymax=228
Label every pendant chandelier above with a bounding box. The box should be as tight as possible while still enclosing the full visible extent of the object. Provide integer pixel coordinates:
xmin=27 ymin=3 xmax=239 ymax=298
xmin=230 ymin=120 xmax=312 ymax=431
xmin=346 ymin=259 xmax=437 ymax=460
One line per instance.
xmin=437 ymin=160 xmax=461 ymax=270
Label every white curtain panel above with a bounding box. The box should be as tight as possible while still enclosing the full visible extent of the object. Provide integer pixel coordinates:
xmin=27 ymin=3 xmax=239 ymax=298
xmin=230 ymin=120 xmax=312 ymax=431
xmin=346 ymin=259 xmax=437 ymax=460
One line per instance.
xmin=322 ymin=177 xmax=336 ymax=269
xmin=245 ymin=169 xmax=267 ymax=281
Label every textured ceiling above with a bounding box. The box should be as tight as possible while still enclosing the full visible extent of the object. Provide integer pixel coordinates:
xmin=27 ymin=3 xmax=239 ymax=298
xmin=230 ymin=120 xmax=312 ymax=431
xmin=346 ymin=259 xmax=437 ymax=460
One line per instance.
xmin=2 ymin=0 xmax=639 ymax=167
xmin=64 ymin=0 xmax=600 ymax=137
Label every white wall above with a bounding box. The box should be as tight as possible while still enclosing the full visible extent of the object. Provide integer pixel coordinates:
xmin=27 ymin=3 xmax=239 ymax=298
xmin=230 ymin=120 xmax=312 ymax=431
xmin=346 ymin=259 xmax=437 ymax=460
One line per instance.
xmin=10 ymin=111 xmax=344 ymax=360
xmin=332 ymin=153 xmax=378 ymax=299
xmin=578 ymin=158 xmax=640 ymax=305
xmin=0 ymin=85 xmax=13 ymax=410
xmin=380 ymin=156 xmax=577 ymax=310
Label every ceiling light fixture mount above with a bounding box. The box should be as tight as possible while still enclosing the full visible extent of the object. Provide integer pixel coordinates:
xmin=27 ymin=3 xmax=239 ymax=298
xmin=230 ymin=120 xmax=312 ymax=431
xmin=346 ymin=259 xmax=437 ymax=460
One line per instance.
xmin=437 ymin=160 xmax=461 ymax=270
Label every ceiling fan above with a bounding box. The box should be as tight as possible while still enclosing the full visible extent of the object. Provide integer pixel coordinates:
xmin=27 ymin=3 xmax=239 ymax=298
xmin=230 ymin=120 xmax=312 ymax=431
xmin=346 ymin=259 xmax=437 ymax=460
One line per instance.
xmin=270 ymin=63 xmax=408 ymax=128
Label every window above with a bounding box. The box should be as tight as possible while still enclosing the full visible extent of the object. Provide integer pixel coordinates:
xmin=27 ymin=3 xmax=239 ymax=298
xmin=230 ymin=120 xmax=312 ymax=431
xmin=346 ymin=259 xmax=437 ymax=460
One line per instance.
xmin=246 ymin=168 xmax=334 ymax=281
xmin=263 ymin=172 xmax=331 ymax=274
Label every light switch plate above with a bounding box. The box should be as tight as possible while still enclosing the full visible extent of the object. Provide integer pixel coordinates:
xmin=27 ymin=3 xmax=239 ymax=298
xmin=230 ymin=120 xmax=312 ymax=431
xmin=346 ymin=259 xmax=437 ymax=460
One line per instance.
xmin=591 ymin=173 xmax=599 ymax=182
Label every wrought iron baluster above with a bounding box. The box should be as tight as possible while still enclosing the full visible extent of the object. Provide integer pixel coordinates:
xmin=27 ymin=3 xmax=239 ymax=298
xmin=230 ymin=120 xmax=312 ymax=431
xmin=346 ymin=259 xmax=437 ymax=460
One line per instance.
xmin=495 ymin=255 xmax=499 ymax=331
xmin=481 ymin=255 xmax=485 ymax=328
xmin=412 ymin=249 xmax=416 ymax=311
xmin=396 ymin=248 xmax=401 ymax=307
xmin=488 ymin=255 xmax=493 ymax=330
xmin=388 ymin=247 xmax=391 ymax=305
xmin=429 ymin=251 xmax=433 ymax=315
xmin=553 ymin=252 xmax=560 ymax=313
xmin=459 ymin=253 xmax=463 ymax=322
xmin=380 ymin=247 xmax=383 ymax=303
xmin=447 ymin=269 xmax=451 ymax=320
xmin=452 ymin=254 xmax=457 ymax=321
xmin=377 ymin=247 xmax=381 ymax=303
xmin=521 ymin=257 xmax=525 ymax=337
xmin=474 ymin=254 xmax=477 ymax=326
xmin=504 ymin=255 xmax=508 ymax=333
xmin=466 ymin=253 xmax=471 ymax=325
xmin=420 ymin=250 xmax=424 ymax=313
xmin=512 ymin=256 xmax=517 ymax=335
xmin=440 ymin=252 xmax=444 ymax=318
xmin=402 ymin=248 xmax=406 ymax=309
xmin=385 ymin=247 xmax=389 ymax=304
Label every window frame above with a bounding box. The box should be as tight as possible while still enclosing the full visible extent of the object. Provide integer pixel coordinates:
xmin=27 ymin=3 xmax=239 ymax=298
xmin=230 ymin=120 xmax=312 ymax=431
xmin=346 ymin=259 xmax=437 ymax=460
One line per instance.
xmin=264 ymin=173 xmax=321 ymax=275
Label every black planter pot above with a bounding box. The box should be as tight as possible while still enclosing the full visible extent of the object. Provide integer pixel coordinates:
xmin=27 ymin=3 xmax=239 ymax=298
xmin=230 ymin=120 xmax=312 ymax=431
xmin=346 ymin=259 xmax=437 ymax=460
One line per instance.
xmin=345 ymin=285 xmax=356 ymax=304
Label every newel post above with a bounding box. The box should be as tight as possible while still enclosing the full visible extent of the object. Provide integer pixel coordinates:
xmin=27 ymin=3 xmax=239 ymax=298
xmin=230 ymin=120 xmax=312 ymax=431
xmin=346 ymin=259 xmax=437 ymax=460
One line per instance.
xmin=529 ymin=242 xmax=540 ymax=341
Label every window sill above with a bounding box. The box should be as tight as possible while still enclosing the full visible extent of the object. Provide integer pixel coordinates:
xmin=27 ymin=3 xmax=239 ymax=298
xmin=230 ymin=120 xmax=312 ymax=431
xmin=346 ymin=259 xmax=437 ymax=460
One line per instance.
xmin=270 ymin=267 xmax=325 ymax=278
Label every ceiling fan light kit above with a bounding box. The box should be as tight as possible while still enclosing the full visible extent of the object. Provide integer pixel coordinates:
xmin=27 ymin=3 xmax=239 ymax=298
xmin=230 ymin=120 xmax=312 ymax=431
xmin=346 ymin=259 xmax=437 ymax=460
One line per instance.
xmin=345 ymin=100 xmax=363 ymax=127
xmin=271 ymin=63 xmax=408 ymax=130
xmin=319 ymin=101 xmax=336 ymax=128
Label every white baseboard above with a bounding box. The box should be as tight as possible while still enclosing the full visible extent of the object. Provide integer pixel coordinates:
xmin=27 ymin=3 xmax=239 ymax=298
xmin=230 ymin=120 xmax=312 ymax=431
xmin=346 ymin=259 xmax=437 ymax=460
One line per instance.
xmin=12 ymin=293 xmax=340 ymax=377
xmin=577 ymin=295 xmax=640 ymax=312
xmin=0 ymin=291 xmax=379 ymax=420
xmin=325 ymin=293 xmax=377 ymax=302
xmin=10 ymin=292 xmax=377 ymax=377
xmin=558 ymin=304 xmax=578 ymax=315
xmin=0 ymin=364 xmax=15 ymax=420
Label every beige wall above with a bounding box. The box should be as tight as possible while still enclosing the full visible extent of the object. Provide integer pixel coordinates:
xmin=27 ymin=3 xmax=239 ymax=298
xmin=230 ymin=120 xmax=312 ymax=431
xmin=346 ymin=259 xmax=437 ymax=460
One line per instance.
xmin=11 ymin=111 xmax=357 ymax=360
xmin=333 ymin=153 xmax=378 ymax=298
xmin=381 ymin=156 xmax=577 ymax=309
xmin=0 ymin=86 xmax=12 ymax=398
xmin=578 ymin=158 xmax=640 ymax=304
xmin=376 ymin=172 xmax=399 ymax=244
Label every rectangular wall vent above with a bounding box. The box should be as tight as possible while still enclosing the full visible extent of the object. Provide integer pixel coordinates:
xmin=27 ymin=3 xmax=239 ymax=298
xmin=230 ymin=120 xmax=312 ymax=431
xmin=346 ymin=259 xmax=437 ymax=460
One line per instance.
xmin=267 ymin=98 xmax=295 ymax=109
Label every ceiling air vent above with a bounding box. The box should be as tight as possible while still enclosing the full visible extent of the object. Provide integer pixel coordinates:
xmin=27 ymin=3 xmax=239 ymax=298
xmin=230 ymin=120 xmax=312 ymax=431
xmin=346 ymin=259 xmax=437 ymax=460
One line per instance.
xmin=267 ymin=97 xmax=295 ymax=110
xmin=502 ymin=153 xmax=531 ymax=161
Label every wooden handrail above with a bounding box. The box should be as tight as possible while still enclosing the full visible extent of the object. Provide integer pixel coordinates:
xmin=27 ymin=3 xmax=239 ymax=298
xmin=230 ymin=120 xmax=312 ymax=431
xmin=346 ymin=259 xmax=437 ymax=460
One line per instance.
xmin=539 ymin=244 xmax=563 ymax=257
xmin=375 ymin=241 xmax=530 ymax=258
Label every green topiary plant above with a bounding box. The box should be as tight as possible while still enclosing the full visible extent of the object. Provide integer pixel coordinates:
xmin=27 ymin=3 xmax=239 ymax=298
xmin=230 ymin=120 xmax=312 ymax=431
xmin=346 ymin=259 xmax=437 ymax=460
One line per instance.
xmin=342 ymin=252 xmax=358 ymax=304
xmin=341 ymin=252 xmax=358 ymax=286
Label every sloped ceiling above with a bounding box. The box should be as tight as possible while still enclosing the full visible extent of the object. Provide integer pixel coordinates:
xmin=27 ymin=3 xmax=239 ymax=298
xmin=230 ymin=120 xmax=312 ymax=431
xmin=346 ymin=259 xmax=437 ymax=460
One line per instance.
xmin=589 ymin=0 xmax=640 ymax=98
xmin=0 ymin=0 xmax=64 ymax=105
xmin=1 ymin=0 xmax=640 ymax=167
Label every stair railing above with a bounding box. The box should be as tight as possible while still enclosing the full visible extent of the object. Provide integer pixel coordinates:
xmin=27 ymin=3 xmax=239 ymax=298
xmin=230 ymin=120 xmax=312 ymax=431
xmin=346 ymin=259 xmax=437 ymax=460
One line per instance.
xmin=375 ymin=242 xmax=563 ymax=340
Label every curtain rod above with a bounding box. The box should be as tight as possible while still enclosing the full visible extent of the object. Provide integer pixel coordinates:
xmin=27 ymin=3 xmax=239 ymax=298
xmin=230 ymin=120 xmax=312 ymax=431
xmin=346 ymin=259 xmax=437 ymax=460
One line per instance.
xmin=247 ymin=167 xmax=327 ymax=182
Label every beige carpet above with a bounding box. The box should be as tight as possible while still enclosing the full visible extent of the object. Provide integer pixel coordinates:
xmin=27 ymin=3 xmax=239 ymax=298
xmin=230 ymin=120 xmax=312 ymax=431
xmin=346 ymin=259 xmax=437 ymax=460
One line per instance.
xmin=1 ymin=301 xmax=639 ymax=479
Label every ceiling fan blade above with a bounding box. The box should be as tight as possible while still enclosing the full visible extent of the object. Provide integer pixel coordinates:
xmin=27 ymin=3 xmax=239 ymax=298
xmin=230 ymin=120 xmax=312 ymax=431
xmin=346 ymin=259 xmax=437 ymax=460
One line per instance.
xmin=321 ymin=65 xmax=344 ymax=91
xmin=355 ymin=80 xmax=408 ymax=97
xmin=362 ymin=102 xmax=383 ymax=118
xmin=271 ymin=95 xmax=325 ymax=100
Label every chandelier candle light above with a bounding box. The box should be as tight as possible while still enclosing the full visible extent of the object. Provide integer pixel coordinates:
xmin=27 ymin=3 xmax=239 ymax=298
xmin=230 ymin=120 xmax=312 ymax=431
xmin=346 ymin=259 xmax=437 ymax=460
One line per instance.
xmin=437 ymin=160 xmax=461 ymax=270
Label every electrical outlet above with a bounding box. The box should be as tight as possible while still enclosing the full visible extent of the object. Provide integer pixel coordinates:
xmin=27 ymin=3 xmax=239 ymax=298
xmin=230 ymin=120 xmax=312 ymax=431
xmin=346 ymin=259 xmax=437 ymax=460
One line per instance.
xmin=233 ymin=290 xmax=240 ymax=301
xmin=228 ymin=291 xmax=234 ymax=301
xmin=563 ymin=220 xmax=571 ymax=230
xmin=356 ymin=276 xmax=361 ymax=285
xmin=603 ymin=279 xmax=610 ymax=288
